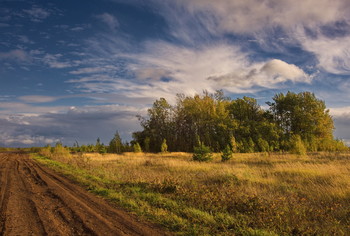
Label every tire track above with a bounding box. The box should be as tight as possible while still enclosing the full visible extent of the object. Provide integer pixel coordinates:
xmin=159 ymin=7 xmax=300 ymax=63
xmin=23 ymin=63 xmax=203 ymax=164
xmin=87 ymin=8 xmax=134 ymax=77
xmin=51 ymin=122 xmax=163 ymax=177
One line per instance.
xmin=0 ymin=153 xmax=168 ymax=236
xmin=0 ymin=154 xmax=11 ymax=235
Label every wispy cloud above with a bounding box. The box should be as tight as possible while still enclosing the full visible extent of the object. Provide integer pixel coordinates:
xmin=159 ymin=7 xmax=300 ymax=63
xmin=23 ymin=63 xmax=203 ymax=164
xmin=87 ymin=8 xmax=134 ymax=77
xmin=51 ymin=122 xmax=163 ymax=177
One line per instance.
xmin=299 ymin=34 xmax=350 ymax=75
xmin=69 ymin=65 xmax=118 ymax=75
xmin=96 ymin=13 xmax=119 ymax=31
xmin=0 ymin=49 xmax=31 ymax=62
xmin=42 ymin=53 xmax=73 ymax=69
xmin=23 ymin=6 xmax=50 ymax=22
xmin=158 ymin=0 xmax=349 ymax=37
xmin=73 ymin=40 xmax=310 ymax=98
xmin=18 ymin=95 xmax=58 ymax=103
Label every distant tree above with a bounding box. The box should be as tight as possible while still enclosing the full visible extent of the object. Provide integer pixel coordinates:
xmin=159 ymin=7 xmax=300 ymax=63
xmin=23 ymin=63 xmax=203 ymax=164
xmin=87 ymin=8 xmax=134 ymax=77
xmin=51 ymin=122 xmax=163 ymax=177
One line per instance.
xmin=108 ymin=131 xmax=123 ymax=154
xmin=95 ymin=138 xmax=101 ymax=152
xmin=132 ymin=90 xmax=342 ymax=154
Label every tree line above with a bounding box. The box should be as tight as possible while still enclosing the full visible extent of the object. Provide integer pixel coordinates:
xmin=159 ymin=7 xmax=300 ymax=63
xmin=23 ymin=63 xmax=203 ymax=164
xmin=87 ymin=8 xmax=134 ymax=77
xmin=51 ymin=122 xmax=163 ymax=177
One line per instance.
xmin=130 ymin=90 xmax=347 ymax=154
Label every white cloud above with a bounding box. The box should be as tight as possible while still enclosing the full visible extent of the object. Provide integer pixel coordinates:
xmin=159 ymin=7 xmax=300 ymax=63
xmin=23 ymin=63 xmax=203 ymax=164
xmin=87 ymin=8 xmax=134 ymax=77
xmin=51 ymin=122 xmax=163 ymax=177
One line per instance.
xmin=300 ymin=34 xmax=350 ymax=75
xmin=128 ymin=42 xmax=310 ymax=94
xmin=19 ymin=95 xmax=58 ymax=103
xmin=23 ymin=6 xmax=50 ymax=22
xmin=70 ymin=40 xmax=311 ymax=102
xmin=0 ymin=49 xmax=31 ymax=62
xmin=96 ymin=13 xmax=119 ymax=31
xmin=0 ymin=133 xmax=58 ymax=145
xmin=260 ymin=59 xmax=310 ymax=82
xmin=329 ymin=106 xmax=350 ymax=117
xmin=163 ymin=0 xmax=349 ymax=36
xmin=69 ymin=65 xmax=117 ymax=75
xmin=42 ymin=53 xmax=72 ymax=69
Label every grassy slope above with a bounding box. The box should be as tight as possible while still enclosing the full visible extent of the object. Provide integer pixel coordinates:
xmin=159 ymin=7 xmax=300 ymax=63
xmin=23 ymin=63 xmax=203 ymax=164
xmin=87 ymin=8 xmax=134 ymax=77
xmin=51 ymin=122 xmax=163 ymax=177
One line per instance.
xmin=33 ymin=152 xmax=350 ymax=235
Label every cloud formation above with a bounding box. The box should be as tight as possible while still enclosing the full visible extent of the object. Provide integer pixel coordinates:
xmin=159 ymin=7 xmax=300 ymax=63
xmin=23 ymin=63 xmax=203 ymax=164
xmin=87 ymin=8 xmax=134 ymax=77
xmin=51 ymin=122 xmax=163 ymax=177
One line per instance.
xmin=19 ymin=96 xmax=58 ymax=103
xmin=96 ymin=13 xmax=119 ymax=31
xmin=300 ymin=34 xmax=350 ymax=75
xmin=161 ymin=0 xmax=349 ymax=36
xmin=0 ymin=104 xmax=145 ymax=146
xmin=0 ymin=49 xmax=31 ymax=62
xmin=23 ymin=6 xmax=50 ymax=22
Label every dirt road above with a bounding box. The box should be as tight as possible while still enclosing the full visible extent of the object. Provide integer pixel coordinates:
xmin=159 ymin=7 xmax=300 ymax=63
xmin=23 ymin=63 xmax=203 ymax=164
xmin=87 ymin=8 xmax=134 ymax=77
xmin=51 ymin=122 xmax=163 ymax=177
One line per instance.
xmin=0 ymin=153 xmax=167 ymax=236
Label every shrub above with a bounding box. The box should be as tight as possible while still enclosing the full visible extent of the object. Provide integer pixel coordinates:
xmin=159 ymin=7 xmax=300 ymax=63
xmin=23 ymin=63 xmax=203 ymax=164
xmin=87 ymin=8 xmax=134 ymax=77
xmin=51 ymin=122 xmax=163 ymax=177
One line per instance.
xmin=193 ymin=143 xmax=212 ymax=162
xmin=39 ymin=145 xmax=52 ymax=157
xmin=52 ymin=142 xmax=72 ymax=160
xmin=133 ymin=142 xmax=142 ymax=153
xmin=221 ymin=145 xmax=233 ymax=162
xmin=161 ymin=139 xmax=168 ymax=153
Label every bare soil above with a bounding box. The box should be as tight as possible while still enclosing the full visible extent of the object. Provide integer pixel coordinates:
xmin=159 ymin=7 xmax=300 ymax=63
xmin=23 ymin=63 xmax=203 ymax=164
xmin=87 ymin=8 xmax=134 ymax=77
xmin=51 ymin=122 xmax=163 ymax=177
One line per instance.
xmin=0 ymin=152 xmax=168 ymax=236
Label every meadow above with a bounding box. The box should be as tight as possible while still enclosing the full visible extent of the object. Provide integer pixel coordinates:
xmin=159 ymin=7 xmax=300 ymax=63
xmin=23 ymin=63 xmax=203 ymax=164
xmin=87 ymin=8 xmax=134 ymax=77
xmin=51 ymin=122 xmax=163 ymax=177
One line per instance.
xmin=34 ymin=151 xmax=350 ymax=235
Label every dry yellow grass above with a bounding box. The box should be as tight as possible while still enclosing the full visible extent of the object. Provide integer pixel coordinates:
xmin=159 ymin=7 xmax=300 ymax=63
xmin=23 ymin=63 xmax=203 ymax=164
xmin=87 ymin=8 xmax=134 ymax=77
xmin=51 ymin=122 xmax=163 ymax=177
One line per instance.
xmin=37 ymin=151 xmax=350 ymax=235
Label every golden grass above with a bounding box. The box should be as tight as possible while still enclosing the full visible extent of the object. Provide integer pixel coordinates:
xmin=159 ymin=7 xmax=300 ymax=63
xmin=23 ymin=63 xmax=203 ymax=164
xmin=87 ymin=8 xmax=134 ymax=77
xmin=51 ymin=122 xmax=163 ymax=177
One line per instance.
xmin=37 ymin=151 xmax=350 ymax=235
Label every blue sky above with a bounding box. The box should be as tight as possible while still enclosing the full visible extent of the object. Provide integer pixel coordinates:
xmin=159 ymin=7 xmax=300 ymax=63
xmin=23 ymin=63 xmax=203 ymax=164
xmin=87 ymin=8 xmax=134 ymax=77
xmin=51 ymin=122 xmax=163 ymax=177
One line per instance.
xmin=1 ymin=0 xmax=350 ymax=147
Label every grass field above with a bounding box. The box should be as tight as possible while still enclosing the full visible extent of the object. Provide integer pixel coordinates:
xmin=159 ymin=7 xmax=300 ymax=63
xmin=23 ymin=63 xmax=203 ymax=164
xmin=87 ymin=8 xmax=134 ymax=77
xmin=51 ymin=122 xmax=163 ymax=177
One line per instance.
xmin=33 ymin=151 xmax=350 ymax=235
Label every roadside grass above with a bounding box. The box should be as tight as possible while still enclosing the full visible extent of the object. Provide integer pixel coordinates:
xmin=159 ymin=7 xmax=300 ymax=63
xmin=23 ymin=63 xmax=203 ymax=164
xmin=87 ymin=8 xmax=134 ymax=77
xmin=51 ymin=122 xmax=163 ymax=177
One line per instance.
xmin=32 ymin=151 xmax=350 ymax=235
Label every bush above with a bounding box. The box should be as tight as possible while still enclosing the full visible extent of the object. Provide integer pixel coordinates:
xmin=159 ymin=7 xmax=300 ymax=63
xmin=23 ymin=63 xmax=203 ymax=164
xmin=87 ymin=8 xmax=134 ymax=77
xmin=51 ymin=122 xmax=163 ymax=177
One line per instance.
xmin=39 ymin=145 xmax=52 ymax=157
xmin=221 ymin=145 xmax=233 ymax=162
xmin=52 ymin=143 xmax=72 ymax=160
xmin=161 ymin=139 xmax=168 ymax=153
xmin=133 ymin=142 xmax=142 ymax=153
xmin=193 ymin=143 xmax=212 ymax=162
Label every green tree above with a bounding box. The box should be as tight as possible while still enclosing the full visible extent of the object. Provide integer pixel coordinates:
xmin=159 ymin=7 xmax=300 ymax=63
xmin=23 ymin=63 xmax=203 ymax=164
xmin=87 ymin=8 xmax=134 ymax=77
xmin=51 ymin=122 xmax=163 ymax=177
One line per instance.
xmin=269 ymin=91 xmax=334 ymax=151
xmin=108 ymin=131 xmax=123 ymax=154
xmin=137 ymin=98 xmax=173 ymax=152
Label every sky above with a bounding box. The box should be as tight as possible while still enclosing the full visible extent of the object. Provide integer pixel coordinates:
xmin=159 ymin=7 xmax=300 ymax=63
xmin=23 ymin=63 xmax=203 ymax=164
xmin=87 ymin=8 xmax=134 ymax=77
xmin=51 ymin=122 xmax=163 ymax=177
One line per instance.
xmin=1 ymin=0 xmax=350 ymax=147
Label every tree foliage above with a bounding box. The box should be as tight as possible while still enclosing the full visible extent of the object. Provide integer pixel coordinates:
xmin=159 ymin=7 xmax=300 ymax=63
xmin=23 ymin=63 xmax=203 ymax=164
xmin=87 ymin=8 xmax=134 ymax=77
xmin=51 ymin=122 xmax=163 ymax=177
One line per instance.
xmin=133 ymin=91 xmax=346 ymax=153
xmin=108 ymin=131 xmax=123 ymax=154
